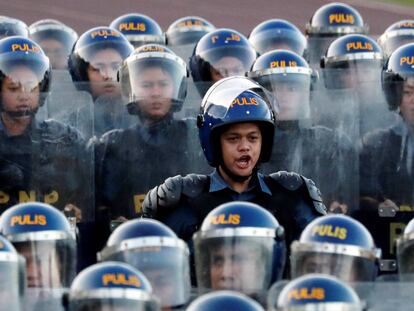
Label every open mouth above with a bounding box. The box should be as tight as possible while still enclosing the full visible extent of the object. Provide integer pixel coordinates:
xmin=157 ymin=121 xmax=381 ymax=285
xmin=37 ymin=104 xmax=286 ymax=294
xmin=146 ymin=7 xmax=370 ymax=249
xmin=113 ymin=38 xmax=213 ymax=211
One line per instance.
xmin=235 ymin=155 xmax=252 ymax=169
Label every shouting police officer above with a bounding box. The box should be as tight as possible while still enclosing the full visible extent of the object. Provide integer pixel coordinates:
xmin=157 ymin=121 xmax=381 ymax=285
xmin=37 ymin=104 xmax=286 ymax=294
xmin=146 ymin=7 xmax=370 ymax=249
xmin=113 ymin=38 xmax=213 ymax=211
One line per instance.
xmin=142 ymin=76 xmax=326 ymax=247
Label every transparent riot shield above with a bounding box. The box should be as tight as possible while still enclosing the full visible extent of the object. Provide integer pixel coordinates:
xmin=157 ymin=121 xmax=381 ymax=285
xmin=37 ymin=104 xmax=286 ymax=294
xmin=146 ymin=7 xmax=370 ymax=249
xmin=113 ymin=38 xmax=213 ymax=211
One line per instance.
xmin=306 ymin=36 xmax=338 ymax=70
xmin=95 ymin=114 xmax=209 ymax=220
xmin=170 ymin=43 xmax=196 ymax=64
xmin=22 ymin=288 xmax=67 ymax=311
xmin=175 ymin=79 xmax=205 ymax=120
xmin=0 ymin=92 xmax=94 ymax=223
xmin=356 ymin=113 xmax=414 ymax=273
xmin=49 ymin=69 xmax=77 ymax=93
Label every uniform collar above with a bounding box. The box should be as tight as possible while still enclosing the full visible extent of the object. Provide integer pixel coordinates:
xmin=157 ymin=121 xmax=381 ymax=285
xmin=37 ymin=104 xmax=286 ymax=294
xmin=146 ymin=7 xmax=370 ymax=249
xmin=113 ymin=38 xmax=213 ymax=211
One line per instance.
xmin=209 ymin=169 xmax=271 ymax=195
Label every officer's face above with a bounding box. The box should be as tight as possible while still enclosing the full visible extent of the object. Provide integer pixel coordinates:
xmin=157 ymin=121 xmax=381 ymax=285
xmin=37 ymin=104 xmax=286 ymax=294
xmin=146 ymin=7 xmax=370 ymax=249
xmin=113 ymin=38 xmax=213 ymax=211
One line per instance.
xmin=274 ymin=82 xmax=309 ymax=120
xmin=400 ymin=79 xmax=414 ymax=125
xmin=143 ymin=267 xmax=175 ymax=308
xmin=220 ymin=122 xmax=262 ymax=177
xmin=209 ymin=243 xmax=261 ymax=294
xmin=133 ymin=67 xmax=174 ymax=121
xmin=1 ymin=65 xmax=40 ymax=116
xmin=87 ymin=48 xmax=122 ymax=98
xmin=39 ymin=38 xmax=68 ymax=70
xmin=15 ymin=242 xmax=62 ymax=288
xmin=210 ymin=56 xmax=245 ymax=82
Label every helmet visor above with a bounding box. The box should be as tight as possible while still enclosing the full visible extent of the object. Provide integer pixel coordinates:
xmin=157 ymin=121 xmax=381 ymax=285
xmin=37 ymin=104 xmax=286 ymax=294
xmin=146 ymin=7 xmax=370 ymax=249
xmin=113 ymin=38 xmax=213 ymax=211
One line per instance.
xmin=291 ymin=250 xmax=377 ymax=282
xmin=193 ymin=235 xmax=276 ymax=296
xmin=14 ymin=238 xmax=76 ymax=288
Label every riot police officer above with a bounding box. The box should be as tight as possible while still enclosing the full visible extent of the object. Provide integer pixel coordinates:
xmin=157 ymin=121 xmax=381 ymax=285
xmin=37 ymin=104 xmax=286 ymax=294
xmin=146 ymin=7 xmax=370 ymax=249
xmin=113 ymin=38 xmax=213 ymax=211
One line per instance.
xmin=95 ymin=43 xmax=206 ymax=221
xmin=317 ymin=34 xmax=392 ymax=141
xmin=98 ymin=219 xmax=190 ymax=310
xmin=0 ymin=235 xmax=25 ymax=311
xmin=68 ymin=26 xmax=135 ymax=138
xmin=356 ymin=43 xmax=414 ymax=273
xmin=193 ymin=201 xmax=285 ymax=301
xmin=249 ymin=19 xmax=307 ymax=56
xmin=0 ymin=36 xmax=92 ymax=217
xmin=305 ymin=2 xmax=368 ymax=69
xmin=189 ymin=28 xmax=257 ymax=97
xmin=142 ymin=76 xmax=326 ymax=248
xmin=110 ymin=13 xmax=166 ymax=48
xmin=0 ymin=202 xmax=77 ymax=289
xmin=186 ymin=291 xmax=265 ymax=311
xmin=29 ymin=19 xmax=78 ymax=70
xmin=248 ymin=49 xmax=355 ymax=213
xmin=166 ymin=16 xmax=215 ymax=46
xmin=290 ymin=214 xmax=380 ymax=282
xmin=268 ymin=274 xmax=364 ymax=310
xmin=67 ymin=261 xmax=160 ymax=311
xmin=0 ymin=16 xmax=28 ymax=38
xmin=378 ymin=20 xmax=414 ymax=58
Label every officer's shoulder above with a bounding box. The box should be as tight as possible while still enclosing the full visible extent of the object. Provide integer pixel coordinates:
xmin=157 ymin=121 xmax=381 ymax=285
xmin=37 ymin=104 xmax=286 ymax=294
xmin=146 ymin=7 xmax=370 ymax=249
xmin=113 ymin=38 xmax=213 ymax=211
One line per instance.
xmin=362 ymin=128 xmax=391 ymax=148
xmin=267 ymin=171 xmax=327 ymax=214
xmin=40 ymin=119 xmax=84 ymax=142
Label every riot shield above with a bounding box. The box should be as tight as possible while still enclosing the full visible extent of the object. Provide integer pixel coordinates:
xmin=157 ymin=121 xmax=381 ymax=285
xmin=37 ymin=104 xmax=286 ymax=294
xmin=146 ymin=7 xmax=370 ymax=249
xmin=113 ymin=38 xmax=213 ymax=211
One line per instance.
xmin=95 ymin=116 xmax=209 ymax=220
xmin=0 ymin=92 xmax=95 ymax=223
xmin=22 ymin=288 xmax=67 ymax=311
xmin=170 ymin=43 xmax=196 ymax=64
xmin=175 ymin=79 xmax=204 ymax=120
xmin=306 ymin=36 xmax=337 ymax=69
xmin=356 ymin=114 xmax=414 ymax=273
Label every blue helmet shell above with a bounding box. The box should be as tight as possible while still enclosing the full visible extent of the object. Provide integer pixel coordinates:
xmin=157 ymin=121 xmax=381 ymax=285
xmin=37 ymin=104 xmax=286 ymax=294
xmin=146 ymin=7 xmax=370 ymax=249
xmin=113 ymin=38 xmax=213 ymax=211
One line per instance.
xmin=109 ymin=13 xmax=165 ymax=46
xmin=249 ymin=19 xmax=307 ymax=56
xmin=187 ymin=291 xmax=264 ymax=311
xmin=197 ymin=76 xmax=276 ymax=166
xmin=166 ymin=16 xmax=215 ymax=46
xmin=0 ymin=16 xmax=28 ymax=38
xmin=382 ymin=43 xmax=414 ymax=110
xmin=0 ymin=202 xmax=72 ymax=240
xmin=306 ymin=2 xmax=367 ymax=36
xmin=277 ymin=274 xmax=361 ymax=308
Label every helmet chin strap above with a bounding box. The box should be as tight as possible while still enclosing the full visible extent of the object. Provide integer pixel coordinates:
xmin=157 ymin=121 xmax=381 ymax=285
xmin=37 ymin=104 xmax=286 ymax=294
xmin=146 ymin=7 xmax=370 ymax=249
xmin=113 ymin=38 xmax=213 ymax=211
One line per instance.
xmin=219 ymin=162 xmax=256 ymax=183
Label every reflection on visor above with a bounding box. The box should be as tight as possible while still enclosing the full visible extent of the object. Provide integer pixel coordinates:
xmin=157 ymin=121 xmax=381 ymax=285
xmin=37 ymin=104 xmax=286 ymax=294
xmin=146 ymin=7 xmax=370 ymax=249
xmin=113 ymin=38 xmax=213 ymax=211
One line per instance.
xmin=89 ymin=61 xmax=122 ymax=81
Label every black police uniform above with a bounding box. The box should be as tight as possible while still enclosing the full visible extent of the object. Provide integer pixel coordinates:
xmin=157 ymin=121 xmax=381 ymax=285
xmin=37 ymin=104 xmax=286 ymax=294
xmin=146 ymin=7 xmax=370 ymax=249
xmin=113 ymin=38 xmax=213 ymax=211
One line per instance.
xmin=0 ymin=118 xmax=91 ymax=214
xmin=143 ymin=170 xmax=326 ymax=247
xmin=95 ymin=116 xmax=208 ymax=220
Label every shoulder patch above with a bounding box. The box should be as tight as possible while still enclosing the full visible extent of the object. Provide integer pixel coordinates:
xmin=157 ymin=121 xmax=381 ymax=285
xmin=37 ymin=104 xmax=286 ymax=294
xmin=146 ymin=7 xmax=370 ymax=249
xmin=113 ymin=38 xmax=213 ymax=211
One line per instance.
xmin=268 ymin=171 xmax=303 ymax=191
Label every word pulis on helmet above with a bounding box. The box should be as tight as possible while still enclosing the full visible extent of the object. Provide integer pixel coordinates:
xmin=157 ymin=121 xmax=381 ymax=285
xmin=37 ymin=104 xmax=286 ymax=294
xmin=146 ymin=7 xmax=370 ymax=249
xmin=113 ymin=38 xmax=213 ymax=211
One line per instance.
xmin=287 ymin=287 xmax=325 ymax=301
xmin=311 ymin=225 xmax=347 ymax=240
xmin=102 ymin=273 xmax=142 ymax=287
xmin=329 ymin=14 xmax=355 ymax=25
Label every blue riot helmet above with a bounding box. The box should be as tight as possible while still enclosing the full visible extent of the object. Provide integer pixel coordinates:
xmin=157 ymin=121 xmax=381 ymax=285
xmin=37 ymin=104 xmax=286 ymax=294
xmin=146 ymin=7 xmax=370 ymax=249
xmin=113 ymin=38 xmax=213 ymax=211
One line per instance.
xmin=0 ymin=16 xmax=28 ymax=38
xmin=0 ymin=235 xmax=26 ymax=311
xmin=0 ymin=36 xmax=51 ymax=117
xmin=249 ymin=19 xmax=307 ymax=56
xmin=290 ymin=214 xmax=380 ymax=282
xmin=118 ymin=43 xmax=188 ymax=117
xmin=166 ymin=16 xmax=215 ymax=46
xmin=320 ymin=34 xmax=383 ymax=89
xmin=193 ymin=201 xmax=285 ymax=299
xmin=249 ymin=50 xmax=313 ymax=122
xmin=305 ymin=3 xmax=368 ymax=68
xmin=0 ymin=202 xmax=76 ymax=289
xmin=187 ymin=291 xmax=265 ymax=311
xmin=197 ymin=76 xmax=276 ymax=167
xmin=382 ymin=43 xmax=414 ymax=111
xmin=98 ymin=219 xmax=190 ymax=309
xmin=29 ymin=19 xmax=78 ymax=70
xmin=271 ymin=274 xmax=363 ymax=311
xmin=189 ymin=28 xmax=257 ymax=97
xmin=110 ymin=13 xmax=165 ymax=48
xmin=68 ymin=262 xmax=159 ymax=311
xmin=68 ymin=26 xmax=133 ymax=97
xmin=378 ymin=20 xmax=414 ymax=58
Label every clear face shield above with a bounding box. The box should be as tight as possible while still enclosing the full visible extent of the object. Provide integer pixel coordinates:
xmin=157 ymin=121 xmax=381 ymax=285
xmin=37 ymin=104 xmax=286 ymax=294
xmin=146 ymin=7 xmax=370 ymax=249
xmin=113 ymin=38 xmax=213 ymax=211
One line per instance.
xmin=0 ymin=252 xmax=26 ymax=311
xmin=69 ymin=294 xmax=159 ymax=311
xmin=290 ymin=243 xmax=378 ymax=282
xmin=13 ymin=235 xmax=76 ymax=289
xmin=397 ymin=236 xmax=414 ymax=280
xmin=193 ymin=234 xmax=278 ymax=297
xmin=101 ymin=238 xmax=190 ymax=309
xmin=381 ymin=32 xmax=414 ymax=57
xmin=250 ymin=29 xmax=307 ymax=56
xmin=120 ymin=53 xmax=187 ymax=118
xmin=253 ymin=71 xmax=311 ymax=122
xmin=200 ymin=46 xmax=256 ymax=82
